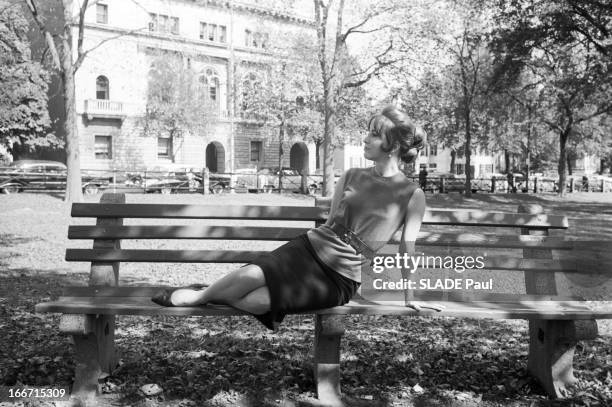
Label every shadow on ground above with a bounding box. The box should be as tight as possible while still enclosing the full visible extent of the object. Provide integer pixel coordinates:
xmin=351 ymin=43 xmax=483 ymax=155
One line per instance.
xmin=1 ymin=270 xmax=611 ymax=407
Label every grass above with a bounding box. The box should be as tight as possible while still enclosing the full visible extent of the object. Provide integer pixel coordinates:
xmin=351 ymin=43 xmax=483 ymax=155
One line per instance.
xmin=0 ymin=191 xmax=611 ymax=407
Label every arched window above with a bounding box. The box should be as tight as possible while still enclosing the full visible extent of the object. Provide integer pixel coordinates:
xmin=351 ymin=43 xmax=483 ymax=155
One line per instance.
xmin=96 ymin=75 xmax=109 ymax=100
xmin=241 ymin=72 xmax=259 ymax=111
xmin=198 ymin=68 xmax=219 ymax=108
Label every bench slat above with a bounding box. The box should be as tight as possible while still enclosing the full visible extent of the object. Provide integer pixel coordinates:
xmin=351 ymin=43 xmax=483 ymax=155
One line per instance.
xmin=64 ymin=248 xmax=606 ymax=274
xmin=34 ymin=297 xmax=611 ymax=320
xmin=68 ymin=226 xmax=575 ymax=250
xmin=66 ymin=248 xmax=265 ymax=263
xmin=72 ymin=204 xmax=327 ymax=220
xmin=70 ymin=204 xmax=568 ymax=229
xmin=68 ymin=225 xmax=310 ymax=240
xmin=423 ymin=210 xmax=568 ymax=229
xmin=58 ymin=286 xmax=583 ymax=302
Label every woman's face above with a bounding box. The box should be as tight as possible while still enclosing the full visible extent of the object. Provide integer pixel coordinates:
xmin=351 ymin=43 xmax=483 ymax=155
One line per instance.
xmin=363 ymin=127 xmax=389 ymax=161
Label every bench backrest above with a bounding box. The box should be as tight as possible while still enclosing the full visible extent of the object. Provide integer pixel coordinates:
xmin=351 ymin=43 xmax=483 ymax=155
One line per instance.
xmin=67 ymin=193 xmax=607 ymax=301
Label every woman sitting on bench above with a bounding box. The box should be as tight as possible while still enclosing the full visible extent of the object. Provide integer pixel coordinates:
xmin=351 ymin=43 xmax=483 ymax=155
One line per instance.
xmin=152 ymin=106 xmax=436 ymax=330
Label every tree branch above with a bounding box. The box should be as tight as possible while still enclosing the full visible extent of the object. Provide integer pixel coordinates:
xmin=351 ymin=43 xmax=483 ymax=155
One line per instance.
xmin=314 ymin=0 xmax=328 ymax=80
xmin=23 ymin=0 xmax=61 ymax=70
xmin=576 ymin=102 xmax=612 ymax=123
xmin=74 ymin=0 xmax=89 ymax=73
xmin=344 ymin=41 xmax=398 ymax=88
xmin=341 ymin=5 xmax=395 ymax=42
xmin=73 ymin=25 xmax=148 ymax=74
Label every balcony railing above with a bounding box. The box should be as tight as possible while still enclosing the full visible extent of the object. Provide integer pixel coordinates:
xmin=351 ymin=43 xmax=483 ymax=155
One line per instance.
xmin=84 ymin=99 xmax=125 ymax=120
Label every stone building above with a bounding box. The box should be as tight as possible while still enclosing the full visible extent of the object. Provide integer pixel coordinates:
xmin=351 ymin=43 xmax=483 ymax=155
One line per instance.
xmin=70 ymin=0 xmax=320 ymax=174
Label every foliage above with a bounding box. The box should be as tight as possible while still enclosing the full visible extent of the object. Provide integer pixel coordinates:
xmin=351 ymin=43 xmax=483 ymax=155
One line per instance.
xmin=313 ymin=0 xmax=407 ymax=194
xmin=490 ymin=0 xmax=612 ymax=192
xmin=0 ymin=0 xmax=58 ymax=157
xmin=142 ymin=53 xmax=218 ymax=160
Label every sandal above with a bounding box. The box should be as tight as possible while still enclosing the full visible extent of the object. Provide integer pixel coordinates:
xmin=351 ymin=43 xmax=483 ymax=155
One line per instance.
xmin=151 ymin=284 xmax=209 ymax=307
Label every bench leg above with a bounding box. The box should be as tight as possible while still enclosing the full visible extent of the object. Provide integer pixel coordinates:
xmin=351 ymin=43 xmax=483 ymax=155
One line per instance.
xmin=528 ymin=319 xmax=598 ymax=398
xmin=314 ymin=315 xmax=345 ymax=406
xmin=60 ymin=314 xmax=117 ymax=402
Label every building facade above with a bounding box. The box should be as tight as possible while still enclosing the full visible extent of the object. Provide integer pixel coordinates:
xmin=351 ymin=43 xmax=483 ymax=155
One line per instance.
xmin=72 ymin=0 xmax=320 ymax=174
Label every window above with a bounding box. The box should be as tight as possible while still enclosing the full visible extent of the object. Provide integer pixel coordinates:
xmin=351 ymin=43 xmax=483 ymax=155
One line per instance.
xmin=96 ymin=75 xmax=109 ymax=100
xmin=209 ymin=85 xmax=217 ymax=101
xmin=429 ymin=144 xmax=437 ymax=156
xmin=95 ymin=136 xmax=112 ymax=159
xmin=208 ymin=24 xmax=217 ymax=41
xmin=96 ymin=4 xmax=108 ymax=24
xmin=479 ymin=164 xmax=493 ymax=175
xmin=242 ymin=73 xmax=258 ymax=111
xmin=158 ymin=15 xmax=168 ymax=33
xmin=419 ymin=164 xmax=427 ymax=170
xmin=149 ymin=13 xmax=179 ymax=34
xmin=200 ymin=22 xmax=226 ymax=42
xmin=455 ymin=163 xmax=465 ymax=175
xmin=250 ymin=141 xmax=262 ymax=162
xmin=45 ymin=164 xmax=66 ymax=173
xmin=170 ymin=17 xmax=179 ymax=35
xmin=198 ymin=70 xmax=219 ymax=107
xmin=245 ymin=30 xmax=268 ymax=48
xmin=158 ymin=137 xmax=172 ymax=159
xmin=428 ymin=163 xmax=437 ymax=170
xmin=149 ymin=13 xmax=157 ymax=31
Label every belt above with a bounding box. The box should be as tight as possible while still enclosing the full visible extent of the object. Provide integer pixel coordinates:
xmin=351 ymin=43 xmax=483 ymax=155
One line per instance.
xmin=329 ymin=223 xmax=376 ymax=260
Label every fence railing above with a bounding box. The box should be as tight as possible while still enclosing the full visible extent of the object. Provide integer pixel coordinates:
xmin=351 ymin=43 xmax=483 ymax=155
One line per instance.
xmin=1 ymin=166 xmax=611 ymax=195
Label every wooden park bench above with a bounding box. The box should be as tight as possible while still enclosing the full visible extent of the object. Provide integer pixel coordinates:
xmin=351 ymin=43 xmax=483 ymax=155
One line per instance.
xmin=35 ymin=193 xmax=612 ymax=405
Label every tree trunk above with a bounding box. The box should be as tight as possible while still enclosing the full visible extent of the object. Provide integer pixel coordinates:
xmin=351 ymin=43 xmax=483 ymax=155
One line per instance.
xmin=278 ymin=119 xmax=285 ymax=192
xmin=504 ymin=149 xmax=510 ymax=173
xmin=464 ymin=110 xmax=472 ymax=197
xmin=450 ymin=149 xmax=456 ymax=173
xmin=567 ymin=155 xmax=573 ymax=176
xmin=322 ymin=85 xmax=336 ymax=197
xmin=558 ymin=130 xmax=570 ymax=195
xmin=315 ymin=139 xmax=322 ymax=171
xmin=61 ymin=11 xmax=82 ymax=203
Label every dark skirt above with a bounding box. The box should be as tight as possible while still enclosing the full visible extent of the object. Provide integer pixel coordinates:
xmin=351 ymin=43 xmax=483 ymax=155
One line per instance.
xmin=247 ymin=234 xmax=360 ymax=331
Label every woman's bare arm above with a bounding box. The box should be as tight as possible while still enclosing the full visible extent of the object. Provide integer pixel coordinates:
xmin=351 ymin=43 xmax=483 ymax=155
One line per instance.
xmin=399 ymin=187 xmax=444 ymax=312
xmin=324 ymin=171 xmax=348 ymax=227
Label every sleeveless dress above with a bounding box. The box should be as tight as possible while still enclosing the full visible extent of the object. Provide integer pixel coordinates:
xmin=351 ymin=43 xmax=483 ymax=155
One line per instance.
xmin=248 ymin=167 xmax=419 ymax=330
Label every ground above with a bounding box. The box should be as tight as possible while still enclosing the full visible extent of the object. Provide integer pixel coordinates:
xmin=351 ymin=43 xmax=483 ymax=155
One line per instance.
xmin=0 ymin=191 xmax=611 ymax=407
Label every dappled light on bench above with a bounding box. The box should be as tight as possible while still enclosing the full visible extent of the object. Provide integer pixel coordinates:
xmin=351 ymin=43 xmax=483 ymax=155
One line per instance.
xmin=34 ymin=193 xmax=612 ymax=405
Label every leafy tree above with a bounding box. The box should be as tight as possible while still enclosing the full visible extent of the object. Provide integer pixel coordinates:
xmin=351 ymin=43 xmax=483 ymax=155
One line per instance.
xmin=24 ymin=0 xmax=149 ymax=201
xmin=238 ymin=28 xmax=322 ymax=178
xmin=142 ymin=53 xmax=218 ymax=160
xmin=313 ymin=0 xmax=402 ymax=196
xmin=491 ymin=0 xmax=612 ymax=194
xmin=0 ymin=0 xmax=58 ymax=158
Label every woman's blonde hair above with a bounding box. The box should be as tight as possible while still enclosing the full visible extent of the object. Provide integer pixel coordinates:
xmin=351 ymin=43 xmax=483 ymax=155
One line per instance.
xmin=368 ymin=106 xmax=427 ymax=164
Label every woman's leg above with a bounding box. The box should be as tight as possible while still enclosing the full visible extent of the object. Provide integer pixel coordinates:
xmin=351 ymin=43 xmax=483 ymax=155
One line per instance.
xmin=168 ymin=264 xmax=267 ymax=306
xmin=230 ymin=286 xmax=271 ymax=315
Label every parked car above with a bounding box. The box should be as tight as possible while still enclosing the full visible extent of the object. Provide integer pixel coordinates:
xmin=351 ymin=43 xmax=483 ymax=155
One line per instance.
xmin=144 ymin=174 xmax=201 ymax=194
xmin=207 ymin=172 xmax=232 ymax=194
xmin=263 ymin=167 xmax=318 ymax=193
xmin=0 ymin=160 xmax=111 ymax=195
xmin=231 ymin=168 xmax=274 ymax=193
